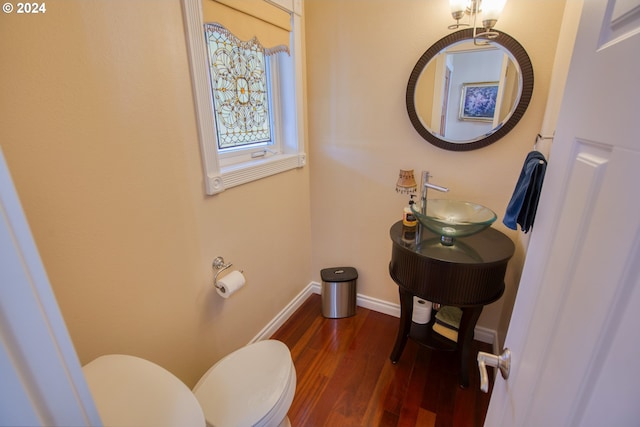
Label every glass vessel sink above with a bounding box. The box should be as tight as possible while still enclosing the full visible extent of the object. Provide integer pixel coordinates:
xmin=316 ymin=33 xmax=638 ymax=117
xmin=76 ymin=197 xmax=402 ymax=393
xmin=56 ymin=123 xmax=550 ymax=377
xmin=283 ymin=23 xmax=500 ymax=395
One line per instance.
xmin=411 ymin=199 xmax=497 ymax=245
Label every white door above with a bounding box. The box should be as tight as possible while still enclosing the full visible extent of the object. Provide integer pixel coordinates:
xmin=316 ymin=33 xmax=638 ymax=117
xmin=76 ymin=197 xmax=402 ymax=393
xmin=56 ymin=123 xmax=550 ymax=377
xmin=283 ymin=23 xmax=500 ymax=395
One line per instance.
xmin=484 ymin=1 xmax=640 ymax=425
xmin=0 ymin=148 xmax=101 ymax=426
xmin=485 ymin=0 xmax=640 ymax=427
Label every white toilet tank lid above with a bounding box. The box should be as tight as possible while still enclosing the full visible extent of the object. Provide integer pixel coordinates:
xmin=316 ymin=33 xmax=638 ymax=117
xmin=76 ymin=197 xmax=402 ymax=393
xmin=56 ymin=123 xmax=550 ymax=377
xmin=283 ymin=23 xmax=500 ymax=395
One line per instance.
xmin=193 ymin=340 xmax=294 ymax=427
xmin=83 ymin=354 xmax=205 ymax=427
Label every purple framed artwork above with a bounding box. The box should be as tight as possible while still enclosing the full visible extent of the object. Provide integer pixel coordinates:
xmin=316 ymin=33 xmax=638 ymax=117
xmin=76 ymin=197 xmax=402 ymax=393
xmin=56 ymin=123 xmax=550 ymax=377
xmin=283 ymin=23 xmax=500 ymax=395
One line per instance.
xmin=459 ymin=82 xmax=499 ymax=122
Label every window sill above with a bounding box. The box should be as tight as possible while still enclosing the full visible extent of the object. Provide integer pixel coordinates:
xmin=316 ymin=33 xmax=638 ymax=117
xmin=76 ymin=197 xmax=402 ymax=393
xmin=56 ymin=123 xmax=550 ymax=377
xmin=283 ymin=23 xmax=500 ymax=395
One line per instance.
xmin=206 ymin=153 xmax=306 ymax=193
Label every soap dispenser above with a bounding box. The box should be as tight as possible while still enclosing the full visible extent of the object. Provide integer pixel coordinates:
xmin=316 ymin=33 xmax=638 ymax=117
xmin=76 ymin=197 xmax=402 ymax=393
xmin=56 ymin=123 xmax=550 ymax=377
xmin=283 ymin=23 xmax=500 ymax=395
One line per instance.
xmin=403 ymin=195 xmax=417 ymax=227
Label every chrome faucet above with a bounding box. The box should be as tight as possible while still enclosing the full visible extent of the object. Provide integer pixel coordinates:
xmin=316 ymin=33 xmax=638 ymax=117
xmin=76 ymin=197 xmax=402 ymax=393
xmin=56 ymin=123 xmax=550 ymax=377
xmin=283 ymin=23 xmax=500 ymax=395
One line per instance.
xmin=416 ymin=171 xmax=449 ymax=245
xmin=420 ymin=171 xmax=449 ymax=215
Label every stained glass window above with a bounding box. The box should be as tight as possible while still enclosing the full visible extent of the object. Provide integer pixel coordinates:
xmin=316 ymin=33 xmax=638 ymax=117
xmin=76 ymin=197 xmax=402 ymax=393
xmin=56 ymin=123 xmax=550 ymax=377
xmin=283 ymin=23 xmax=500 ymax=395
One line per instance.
xmin=205 ymin=23 xmax=272 ymax=150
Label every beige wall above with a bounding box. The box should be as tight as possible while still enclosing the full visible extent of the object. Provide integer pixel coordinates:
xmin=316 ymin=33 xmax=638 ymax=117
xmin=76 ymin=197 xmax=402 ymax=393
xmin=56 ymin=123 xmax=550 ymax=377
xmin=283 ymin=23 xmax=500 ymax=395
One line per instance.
xmin=305 ymin=0 xmax=567 ymax=340
xmin=0 ymin=0 xmax=311 ymax=387
xmin=1 ymin=0 xmax=570 ymax=388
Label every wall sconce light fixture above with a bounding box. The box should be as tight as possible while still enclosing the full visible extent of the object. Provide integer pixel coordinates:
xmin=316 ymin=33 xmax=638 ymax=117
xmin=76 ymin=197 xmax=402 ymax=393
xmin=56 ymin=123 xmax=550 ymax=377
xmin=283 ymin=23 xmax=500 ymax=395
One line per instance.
xmin=448 ymin=0 xmax=507 ymax=45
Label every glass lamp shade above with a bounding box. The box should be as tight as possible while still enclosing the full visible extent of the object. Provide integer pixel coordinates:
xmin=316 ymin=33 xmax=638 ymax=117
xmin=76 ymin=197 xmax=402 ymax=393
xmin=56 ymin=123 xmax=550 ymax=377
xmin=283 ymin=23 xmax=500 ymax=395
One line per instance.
xmin=396 ymin=169 xmax=418 ymax=194
xmin=481 ymin=0 xmax=506 ymax=22
xmin=449 ymin=0 xmax=468 ymax=15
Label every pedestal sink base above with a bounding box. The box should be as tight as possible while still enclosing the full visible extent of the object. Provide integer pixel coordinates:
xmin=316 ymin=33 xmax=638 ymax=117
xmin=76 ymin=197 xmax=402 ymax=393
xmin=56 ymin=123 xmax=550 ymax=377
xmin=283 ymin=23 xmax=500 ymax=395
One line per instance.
xmin=388 ymin=221 xmax=514 ymax=387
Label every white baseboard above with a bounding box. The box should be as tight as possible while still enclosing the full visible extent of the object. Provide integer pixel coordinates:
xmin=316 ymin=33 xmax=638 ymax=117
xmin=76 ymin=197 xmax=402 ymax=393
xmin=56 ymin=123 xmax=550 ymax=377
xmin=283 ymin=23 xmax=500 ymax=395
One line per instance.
xmin=249 ymin=284 xmax=316 ymax=343
xmin=474 ymin=325 xmax=498 ymax=348
xmin=253 ymin=282 xmax=497 ymax=346
xmin=309 ymin=281 xmax=401 ymax=317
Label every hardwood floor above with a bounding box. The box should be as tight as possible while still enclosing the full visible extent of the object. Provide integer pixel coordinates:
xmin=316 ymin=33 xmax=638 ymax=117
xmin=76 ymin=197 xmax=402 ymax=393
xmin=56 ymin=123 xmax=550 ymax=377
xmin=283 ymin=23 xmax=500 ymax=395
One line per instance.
xmin=271 ymin=294 xmax=494 ymax=427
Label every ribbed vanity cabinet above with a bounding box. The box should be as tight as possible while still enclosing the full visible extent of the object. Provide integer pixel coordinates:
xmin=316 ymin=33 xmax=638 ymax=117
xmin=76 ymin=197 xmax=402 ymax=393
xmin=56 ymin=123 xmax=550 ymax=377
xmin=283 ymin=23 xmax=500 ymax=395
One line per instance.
xmin=388 ymin=221 xmax=515 ymax=388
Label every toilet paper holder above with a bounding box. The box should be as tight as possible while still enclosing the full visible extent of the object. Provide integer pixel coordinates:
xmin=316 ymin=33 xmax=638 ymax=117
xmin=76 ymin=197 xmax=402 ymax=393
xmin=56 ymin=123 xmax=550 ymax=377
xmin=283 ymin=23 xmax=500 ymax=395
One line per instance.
xmin=212 ymin=256 xmax=242 ymax=290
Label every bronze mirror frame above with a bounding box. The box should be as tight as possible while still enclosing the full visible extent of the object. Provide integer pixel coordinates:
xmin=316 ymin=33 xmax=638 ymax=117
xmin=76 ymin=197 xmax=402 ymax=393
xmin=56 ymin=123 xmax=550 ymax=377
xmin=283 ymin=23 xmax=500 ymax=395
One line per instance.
xmin=406 ymin=29 xmax=534 ymax=151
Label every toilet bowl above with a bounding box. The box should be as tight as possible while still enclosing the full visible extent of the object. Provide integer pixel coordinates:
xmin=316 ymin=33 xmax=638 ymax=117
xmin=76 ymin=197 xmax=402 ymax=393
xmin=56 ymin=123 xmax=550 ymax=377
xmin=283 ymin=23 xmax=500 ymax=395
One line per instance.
xmin=82 ymin=340 xmax=296 ymax=427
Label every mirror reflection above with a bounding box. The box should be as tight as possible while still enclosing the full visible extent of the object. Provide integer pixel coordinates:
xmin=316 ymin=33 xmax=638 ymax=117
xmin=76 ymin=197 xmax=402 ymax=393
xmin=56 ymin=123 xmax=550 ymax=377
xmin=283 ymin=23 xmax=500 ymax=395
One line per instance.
xmin=415 ymin=42 xmax=520 ymax=142
xmin=407 ymin=29 xmax=533 ymax=151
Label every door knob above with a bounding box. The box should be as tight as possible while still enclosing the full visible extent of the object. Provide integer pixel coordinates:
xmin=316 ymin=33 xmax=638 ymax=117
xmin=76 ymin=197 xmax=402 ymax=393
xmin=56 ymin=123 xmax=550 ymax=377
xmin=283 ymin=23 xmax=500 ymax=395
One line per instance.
xmin=477 ymin=348 xmax=511 ymax=393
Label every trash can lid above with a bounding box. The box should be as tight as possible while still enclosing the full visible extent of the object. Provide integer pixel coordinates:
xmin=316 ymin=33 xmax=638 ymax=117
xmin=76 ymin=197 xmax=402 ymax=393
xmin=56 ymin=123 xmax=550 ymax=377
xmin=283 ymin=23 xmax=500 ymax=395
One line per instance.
xmin=320 ymin=267 xmax=358 ymax=282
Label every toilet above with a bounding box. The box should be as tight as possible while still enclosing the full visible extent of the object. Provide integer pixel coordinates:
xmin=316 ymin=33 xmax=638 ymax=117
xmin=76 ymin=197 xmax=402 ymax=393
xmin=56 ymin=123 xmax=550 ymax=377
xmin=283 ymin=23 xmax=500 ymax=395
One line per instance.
xmin=82 ymin=340 xmax=296 ymax=427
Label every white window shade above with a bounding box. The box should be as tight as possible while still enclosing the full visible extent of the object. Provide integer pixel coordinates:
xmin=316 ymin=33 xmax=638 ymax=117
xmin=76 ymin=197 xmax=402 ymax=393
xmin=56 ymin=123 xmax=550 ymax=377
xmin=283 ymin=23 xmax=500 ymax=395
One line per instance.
xmin=202 ymin=0 xmax=291 ymax=48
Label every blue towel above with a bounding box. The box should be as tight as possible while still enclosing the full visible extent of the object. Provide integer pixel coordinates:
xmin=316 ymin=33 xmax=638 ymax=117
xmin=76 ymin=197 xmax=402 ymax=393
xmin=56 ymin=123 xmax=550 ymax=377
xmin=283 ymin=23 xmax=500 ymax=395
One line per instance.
xmin=503 ymin=151 xmax=547 ymax=233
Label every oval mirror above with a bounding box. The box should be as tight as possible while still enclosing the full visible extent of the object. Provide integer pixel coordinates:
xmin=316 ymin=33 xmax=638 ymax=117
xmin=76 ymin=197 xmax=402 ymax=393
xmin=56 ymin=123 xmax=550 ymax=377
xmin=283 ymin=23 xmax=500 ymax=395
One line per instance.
xmin=407 ymin=29 xmax=533 ymax=151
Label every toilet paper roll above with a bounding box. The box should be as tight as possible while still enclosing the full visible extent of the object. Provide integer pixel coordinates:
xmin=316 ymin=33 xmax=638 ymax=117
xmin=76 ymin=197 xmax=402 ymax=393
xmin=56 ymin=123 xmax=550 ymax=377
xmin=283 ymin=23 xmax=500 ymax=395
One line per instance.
xmin=412 ymin=297 xmax=432 ymax=324
xmin=216 ymin=270 xmax=246 ymax=298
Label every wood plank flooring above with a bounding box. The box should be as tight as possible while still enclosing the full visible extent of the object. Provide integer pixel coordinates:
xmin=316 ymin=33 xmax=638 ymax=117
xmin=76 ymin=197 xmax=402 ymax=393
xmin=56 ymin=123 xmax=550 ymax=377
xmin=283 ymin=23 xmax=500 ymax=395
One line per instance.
xmin=271 ymin=294 xmax=493 ymax=427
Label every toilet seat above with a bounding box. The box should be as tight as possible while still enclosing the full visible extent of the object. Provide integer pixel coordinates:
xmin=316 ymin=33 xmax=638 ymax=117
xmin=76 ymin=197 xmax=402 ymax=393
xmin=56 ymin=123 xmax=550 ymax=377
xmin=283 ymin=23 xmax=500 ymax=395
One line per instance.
xmin=83 ymin=355 xmax=206 ymax=427
xmin=193 ymin=340 xmax=296 ymax=427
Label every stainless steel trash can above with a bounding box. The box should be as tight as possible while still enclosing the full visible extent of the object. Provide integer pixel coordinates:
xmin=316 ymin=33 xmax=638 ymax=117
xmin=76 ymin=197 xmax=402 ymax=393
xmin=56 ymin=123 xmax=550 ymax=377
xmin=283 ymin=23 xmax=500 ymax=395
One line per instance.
xmin=320 ymin=267 xmax=358 ymax=318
